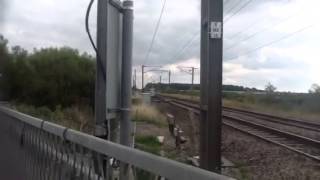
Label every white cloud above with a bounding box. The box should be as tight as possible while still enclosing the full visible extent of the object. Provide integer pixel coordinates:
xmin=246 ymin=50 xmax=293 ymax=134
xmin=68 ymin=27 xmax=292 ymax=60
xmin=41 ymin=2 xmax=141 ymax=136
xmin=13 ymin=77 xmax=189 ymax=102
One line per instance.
xmin=1 ymin=0 xmax=320 ymax=92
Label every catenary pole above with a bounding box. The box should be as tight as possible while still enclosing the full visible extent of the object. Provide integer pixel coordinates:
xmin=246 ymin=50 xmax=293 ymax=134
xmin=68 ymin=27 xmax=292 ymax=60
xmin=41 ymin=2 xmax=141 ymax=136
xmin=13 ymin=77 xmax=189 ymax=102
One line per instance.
xmin=200 ymin=0 xmax=223 ymax=173
xmin=200 ymin=0 xmax=209 ymax=169
xmin=168 ymin=70 xmax=171 ymax=84
xmin=191 ymin=67 xmax=195 ymax=90
xmin=141 ymin=65 xmax=145 ymax=91
xmin=120 ymin=0 xmax=134 ymax=180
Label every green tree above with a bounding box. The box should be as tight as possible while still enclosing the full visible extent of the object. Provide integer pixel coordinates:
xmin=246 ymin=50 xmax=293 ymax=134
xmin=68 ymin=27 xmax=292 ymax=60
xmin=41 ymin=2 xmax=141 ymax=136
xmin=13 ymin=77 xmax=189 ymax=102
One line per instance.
xmin=1 ymin=40 xmax=96 ymax=108
xmin=0 ymin=35 xmax=10 ymax=99
xmin=309 ymin=84 xmax=320 ymax=94
xmin=265 ymin=82 xmax=277 ymax=94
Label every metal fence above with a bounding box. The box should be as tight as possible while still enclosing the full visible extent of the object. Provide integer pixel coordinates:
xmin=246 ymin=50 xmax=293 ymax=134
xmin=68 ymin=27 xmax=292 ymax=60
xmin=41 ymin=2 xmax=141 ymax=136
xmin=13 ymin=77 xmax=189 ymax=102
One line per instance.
xmin=0 ymin=106 xmax=233 ymax=180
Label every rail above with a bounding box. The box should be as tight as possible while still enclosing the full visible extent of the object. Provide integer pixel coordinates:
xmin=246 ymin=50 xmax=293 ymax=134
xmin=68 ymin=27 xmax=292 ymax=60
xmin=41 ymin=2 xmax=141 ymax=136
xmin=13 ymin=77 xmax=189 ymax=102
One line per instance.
xmin=0 ymin=106 xmax=233 ymax=180
xmin=156 ymin=95 xmax=320 ymax=162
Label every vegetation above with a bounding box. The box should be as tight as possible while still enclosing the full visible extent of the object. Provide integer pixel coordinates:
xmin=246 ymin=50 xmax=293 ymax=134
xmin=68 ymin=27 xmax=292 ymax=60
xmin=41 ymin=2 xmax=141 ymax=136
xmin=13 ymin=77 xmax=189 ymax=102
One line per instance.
xmin=135 ymin=135 xmax=162 ymax=155
xmin=134 ymin=135 xmax=163 ymax=180
xmin=132 ymin=104 xmax=167 ymax=127
xmin=309 ymin=83 xmax=320 ymax=94
xmin=145 ymin=83 xmax=262 ymax=92
xmin=162 ymin=91 xmax=320 ymax=121
xmin=0 ymin=35 xmax=95 ymax=109
xmin=13 ymin=103 xmax=94 ymax=132
xmin=265 ymin=82 xmax=277 ymax=94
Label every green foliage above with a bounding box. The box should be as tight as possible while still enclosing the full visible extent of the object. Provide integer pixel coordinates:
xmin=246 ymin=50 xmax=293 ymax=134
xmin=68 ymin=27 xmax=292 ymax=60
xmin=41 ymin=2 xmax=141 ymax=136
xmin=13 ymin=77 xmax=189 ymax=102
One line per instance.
xmin=146 ymin=83 xmax=262 ymax=93
xmin=0 ymin=41 xmax=95 ymax=108
xmin=13 ymin=103 xmax=94 ymax=132
xmin=265 ymin=82 xmax=277 ymax=94
xmin=309 ymin=84 xmax=320 ymax=94
xmin=135 ymin=135 xmax=162 ymax=155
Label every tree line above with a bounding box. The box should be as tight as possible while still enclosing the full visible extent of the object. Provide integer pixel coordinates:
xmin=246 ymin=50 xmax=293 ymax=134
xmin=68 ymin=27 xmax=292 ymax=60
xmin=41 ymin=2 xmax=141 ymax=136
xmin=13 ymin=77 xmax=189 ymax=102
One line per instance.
xmin=0 ymin=35 xmax=95 ymax=109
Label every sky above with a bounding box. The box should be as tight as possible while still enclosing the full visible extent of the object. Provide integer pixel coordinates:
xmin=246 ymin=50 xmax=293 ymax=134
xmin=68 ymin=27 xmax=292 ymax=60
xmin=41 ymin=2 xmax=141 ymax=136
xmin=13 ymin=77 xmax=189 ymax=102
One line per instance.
xmin=1 ymin=0 xmax=320 ymax=92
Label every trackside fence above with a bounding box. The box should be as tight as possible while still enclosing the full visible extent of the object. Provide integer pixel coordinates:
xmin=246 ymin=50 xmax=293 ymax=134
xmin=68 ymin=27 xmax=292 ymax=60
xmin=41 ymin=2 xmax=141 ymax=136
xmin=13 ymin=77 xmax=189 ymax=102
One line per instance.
xmin=0 ymin=106 xmax=233 ymax=180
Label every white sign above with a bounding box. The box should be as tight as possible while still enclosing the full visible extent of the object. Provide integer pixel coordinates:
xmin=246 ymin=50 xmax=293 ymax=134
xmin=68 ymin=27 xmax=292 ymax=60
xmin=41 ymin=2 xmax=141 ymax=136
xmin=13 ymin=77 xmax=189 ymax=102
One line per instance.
xmin=209 ymin=22 xmax=222 ymax=39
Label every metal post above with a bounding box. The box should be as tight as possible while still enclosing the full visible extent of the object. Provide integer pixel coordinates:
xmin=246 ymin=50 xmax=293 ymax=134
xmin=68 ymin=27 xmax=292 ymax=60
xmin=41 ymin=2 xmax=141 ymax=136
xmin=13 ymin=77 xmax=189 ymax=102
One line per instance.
xmin=168 ymin=70 xmax=171 ymax=84
xmin=95 ymin=0 xmax=109 ymax=177
xmin=141 ymin=65 xmax=145 ymax=91
xmin=133 ymin=69 xmax=137 ymax=90
xmin=191 ymin=67 xmax=195 ymax=90
xmin=95 ymin=0 xmax=108 ymax=140
xmin=160 ymin=74 xmax=162 ymax=84
xmin=200 ymin=0 xmax=223 ymax=173
xmin=200 ymin=0 xmax=209 ymax=169
xmin=135 ymin=69 xmax=137 ymax=90
xmin=120 ymin=0 xmax=134 ymax=180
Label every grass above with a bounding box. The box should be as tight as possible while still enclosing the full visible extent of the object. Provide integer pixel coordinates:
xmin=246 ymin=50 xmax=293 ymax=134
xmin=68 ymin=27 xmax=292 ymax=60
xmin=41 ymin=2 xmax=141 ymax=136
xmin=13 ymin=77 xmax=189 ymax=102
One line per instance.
xmin=12 ymin=103 xmax=94 ymax=133
xmin=132 ymin=104 xmax=167 ymax=127
xmin=161 ymin=92 xmax=320 ymax=122
xmin=135 ymin=135 xmax=162 ymax=155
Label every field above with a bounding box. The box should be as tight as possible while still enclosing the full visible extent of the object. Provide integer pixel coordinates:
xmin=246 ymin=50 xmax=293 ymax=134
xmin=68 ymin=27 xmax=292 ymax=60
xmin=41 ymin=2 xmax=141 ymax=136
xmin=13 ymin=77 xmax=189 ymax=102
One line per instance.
xmin=161 ymin=91 xmax=320 ymax=122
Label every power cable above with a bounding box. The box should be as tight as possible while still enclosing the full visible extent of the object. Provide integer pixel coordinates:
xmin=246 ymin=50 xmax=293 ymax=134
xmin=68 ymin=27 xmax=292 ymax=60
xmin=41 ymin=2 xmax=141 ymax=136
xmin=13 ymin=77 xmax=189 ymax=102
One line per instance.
xmin=225 ymin=24 xmax=313 ymax=60
xmin=224 ymin=0 xmax=255 ymax=23
xmin=143 ymin=0 xmax=167 ymax=64
xmin=170 ymin=31 xmax=199 ymax=62
xmin=168 ymin=0 xmax=253 ymax=64
xmin=224 ymin=0 xmax=242 ymax=16
xmin=85 ymin=0 xmax=106 ymax=81
xmin=225 ymin=13 xmax=297 ymax=51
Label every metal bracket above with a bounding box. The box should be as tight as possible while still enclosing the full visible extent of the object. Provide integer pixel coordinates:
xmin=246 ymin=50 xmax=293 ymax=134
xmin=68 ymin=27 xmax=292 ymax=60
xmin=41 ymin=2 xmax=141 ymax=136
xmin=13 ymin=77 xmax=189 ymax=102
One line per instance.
xmin=20 ymin=123 xmax=26 ymax=146
xmin=62 ymin=127 xmax=69 ymax=141
xmin=122 ymin=0 xmax=133 ymax=10
xmin=109 ymin=0 xmax=124 ymax=11
xmin=40 ymin=120 xmax=45 ymax=130
xmin=108 ymin=108 xmax=131 ymax=113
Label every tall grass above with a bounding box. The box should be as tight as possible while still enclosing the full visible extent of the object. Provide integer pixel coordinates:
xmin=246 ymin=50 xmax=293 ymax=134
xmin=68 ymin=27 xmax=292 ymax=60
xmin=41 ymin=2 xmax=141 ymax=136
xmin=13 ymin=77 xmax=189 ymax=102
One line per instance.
xmin=132 ymin=104 xmax=166 ymax=127
xmin=12 ymin=103 xmax=94 ymax=133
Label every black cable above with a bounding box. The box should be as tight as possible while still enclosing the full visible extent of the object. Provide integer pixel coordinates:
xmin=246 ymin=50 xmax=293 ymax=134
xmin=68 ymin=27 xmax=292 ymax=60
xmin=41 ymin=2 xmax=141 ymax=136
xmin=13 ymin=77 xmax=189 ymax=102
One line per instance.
xmin=224 ymin=0 xmax=255 ymax=24
xmin=86 ymin=0 xmax=106 ymax=81
xmin=225 ymin=25 xmax=313 ymax=60
xmin=225 ymin=13 xmax=297 ymax=51
xmin=170 ymin=31 xmax=199 ymax=62
xmin=143 ymin=0 xmax=167 ymax=64
xmin=86 ymin=0 xmax=108 ymax=139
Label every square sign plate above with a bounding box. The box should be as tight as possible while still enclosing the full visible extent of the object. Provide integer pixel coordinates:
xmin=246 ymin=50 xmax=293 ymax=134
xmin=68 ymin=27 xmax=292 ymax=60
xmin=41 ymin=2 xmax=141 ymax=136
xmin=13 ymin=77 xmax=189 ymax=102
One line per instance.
xmin=210 ymin=22 xmax=222 ymax=39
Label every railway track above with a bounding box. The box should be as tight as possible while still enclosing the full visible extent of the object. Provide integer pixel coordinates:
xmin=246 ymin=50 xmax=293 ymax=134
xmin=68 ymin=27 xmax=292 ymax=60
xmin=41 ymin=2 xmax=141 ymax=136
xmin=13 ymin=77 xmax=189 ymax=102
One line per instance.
xmin=157 ymin=94 xmax=320 ymax=132
xmin=156 ymin=94 xmax=320 ymax=162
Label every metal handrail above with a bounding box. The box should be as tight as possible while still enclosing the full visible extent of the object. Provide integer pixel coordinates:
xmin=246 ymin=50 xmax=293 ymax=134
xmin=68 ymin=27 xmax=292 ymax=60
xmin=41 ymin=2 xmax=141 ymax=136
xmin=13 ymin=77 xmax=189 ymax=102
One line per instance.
xmin=0 ymin=106 xmax=233 ymax=180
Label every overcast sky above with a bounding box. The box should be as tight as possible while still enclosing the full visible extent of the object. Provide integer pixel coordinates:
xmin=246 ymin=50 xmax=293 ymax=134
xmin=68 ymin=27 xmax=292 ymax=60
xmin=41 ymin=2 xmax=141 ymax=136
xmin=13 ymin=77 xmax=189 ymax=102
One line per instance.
xmin=1 ymin=0 xmax=320 ymax=92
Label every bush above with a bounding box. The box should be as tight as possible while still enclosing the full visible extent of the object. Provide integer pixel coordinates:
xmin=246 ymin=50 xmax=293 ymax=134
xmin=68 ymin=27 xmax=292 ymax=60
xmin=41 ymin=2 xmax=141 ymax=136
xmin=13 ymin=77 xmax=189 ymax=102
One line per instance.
xmin=13 ymin=104 xmax=94 ymax=133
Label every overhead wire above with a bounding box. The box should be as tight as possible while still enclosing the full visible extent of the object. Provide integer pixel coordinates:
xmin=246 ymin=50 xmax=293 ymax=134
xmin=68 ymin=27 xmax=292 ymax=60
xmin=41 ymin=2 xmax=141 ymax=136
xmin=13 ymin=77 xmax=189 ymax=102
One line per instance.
xmin=225 ymin=17 xmax=266 ymax=40
xmin=225 ymin=13 xmax=298 ymax=51
xmin=143 ymin=0 xmax=167 ymax=65
xmin=169 ymin=31 xmax=199 ymax=62
xmin=224 ymin=0 xmax=255 ymax=23
xmin=172 ymin=0 xmax=254 ymax=62
xmin=225 ymin=24 xmax=313 ymax=60
xmin=224 ymin=0 xmax=243 ymax=16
